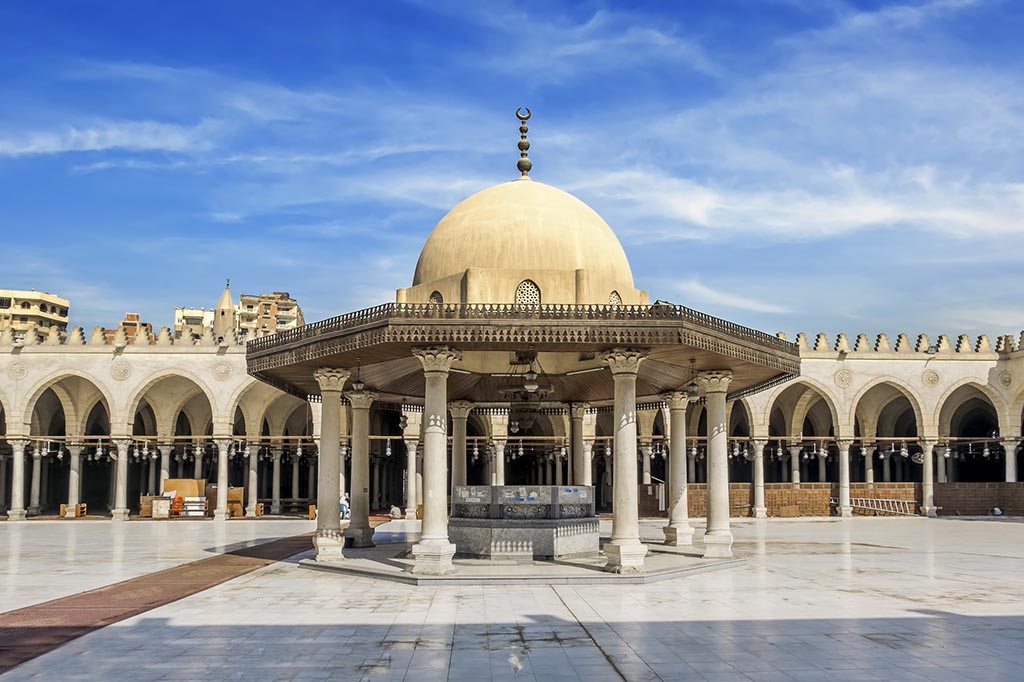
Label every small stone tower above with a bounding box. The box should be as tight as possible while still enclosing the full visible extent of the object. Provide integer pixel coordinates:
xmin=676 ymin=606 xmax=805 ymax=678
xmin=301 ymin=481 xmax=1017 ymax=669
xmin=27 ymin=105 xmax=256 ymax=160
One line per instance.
xmin=213 ymin=279 xmax=236 ymax=341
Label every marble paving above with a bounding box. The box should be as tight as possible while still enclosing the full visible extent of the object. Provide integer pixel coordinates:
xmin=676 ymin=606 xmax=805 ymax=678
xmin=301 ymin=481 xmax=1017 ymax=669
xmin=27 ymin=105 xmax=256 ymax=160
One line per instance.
xmin=3 ymin=516 xmax=1024 ymax=681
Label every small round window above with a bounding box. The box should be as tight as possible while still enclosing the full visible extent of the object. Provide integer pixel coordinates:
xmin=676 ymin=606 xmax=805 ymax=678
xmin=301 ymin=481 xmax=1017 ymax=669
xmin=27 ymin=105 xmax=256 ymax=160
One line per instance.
xmin=515 ymin=280 xmax=541 ymax=306
xmin=608 ymin=291 xmax=622 ymax=306
xmin=428 ymin=290 xmax=444 ymax=305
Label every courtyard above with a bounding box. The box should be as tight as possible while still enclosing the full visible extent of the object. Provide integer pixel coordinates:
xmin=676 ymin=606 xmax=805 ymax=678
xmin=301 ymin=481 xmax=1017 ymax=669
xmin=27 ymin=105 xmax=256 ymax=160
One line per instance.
xmin=2 ymin=516 xmax=1022 ymax=681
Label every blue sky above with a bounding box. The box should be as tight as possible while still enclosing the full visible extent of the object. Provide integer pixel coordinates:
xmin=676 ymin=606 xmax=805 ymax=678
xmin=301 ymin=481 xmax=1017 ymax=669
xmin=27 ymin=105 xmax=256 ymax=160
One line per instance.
xmin=1 ymin=0 xmax=1023 ymax=339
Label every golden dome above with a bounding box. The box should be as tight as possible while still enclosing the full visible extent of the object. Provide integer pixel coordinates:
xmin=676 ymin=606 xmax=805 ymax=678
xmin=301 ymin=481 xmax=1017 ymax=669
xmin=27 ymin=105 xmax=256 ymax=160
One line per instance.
xmin=405 ymin=178 xmax=646 ymax=306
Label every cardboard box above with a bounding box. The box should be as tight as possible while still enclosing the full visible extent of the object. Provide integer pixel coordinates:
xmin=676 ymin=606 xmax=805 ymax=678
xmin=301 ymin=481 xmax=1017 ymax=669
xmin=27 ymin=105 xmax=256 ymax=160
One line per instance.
xmin=162 ymin=479 xmax=207 ymax=498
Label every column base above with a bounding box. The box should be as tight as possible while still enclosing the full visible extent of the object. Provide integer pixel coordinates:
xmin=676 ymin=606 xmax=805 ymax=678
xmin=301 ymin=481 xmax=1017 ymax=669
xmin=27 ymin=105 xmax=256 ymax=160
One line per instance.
xmin=752 ymin=506 xmax=768 ymax=519
xmin=702 ymin=529 xmax=733 ymax=559
xmin=64 ymin=507 xmax=78 ymax=519
xmin=314 ymin=529 xmax=346 ymax=563
xmin=663 ymin=523 xmax=694 ymax=546
xmin=920 ymin=505 xmax=936 ymax=518
xmin=7 ymin=509 xmax=27 ymax=522
xmin=839 ymin=506 xmax=853 ymax=518
xmin=603 ymin=540 xmax=648 ymax=573
xmin=27 ymin=506 xmax=40 ymax=516
xmin=410 ymin=539 xmax=456 ymax=575
xmin=111 ymin=508 xmax=129 ymax=521
xmin=212 ymin=508 xmax=230 ymax=521
xmin=405 ymin=507 xmax=417 ymax=520
xmin=344 ymin=525 xmax=376 ymax=548
xmin=270 ymin=504 xmax=281 ymax=515
xmin=245 ymin=507 xmax=258 ymax=518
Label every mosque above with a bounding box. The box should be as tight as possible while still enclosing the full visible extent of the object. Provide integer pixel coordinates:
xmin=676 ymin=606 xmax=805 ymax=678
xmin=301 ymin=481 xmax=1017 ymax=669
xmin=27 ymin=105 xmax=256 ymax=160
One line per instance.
xmin=1 ymin=111 xmax=1022 ymax=573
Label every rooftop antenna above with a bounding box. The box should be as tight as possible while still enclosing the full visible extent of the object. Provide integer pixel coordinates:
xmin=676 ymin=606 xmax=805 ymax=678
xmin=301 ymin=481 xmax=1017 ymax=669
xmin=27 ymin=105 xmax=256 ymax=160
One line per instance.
xmin=516 ymin=107 xmax=532 ymax=178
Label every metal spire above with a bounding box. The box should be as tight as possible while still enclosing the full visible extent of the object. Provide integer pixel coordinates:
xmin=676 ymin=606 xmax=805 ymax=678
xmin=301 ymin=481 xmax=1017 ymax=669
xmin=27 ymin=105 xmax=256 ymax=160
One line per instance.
xmin=516 ymin=107 xmax=532 ymax=178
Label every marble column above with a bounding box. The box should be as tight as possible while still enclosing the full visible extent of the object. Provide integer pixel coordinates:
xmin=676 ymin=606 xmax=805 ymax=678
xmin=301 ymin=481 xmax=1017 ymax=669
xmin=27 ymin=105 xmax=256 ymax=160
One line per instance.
xmin=837 ymin=440 xmax=852 ymax=517
xmin=213 ymin=439 xmax=232 ymax=521
xmin=66 ymin=446 xmax=83 ymax=517
xmin=1006 ymin=441 xmax=1019 ymax=483
xmin=0 ymin=454 xmax=8 ymax=513
xmin=570 ymin=403 xmax=589 ymax=486
xmin=700 ymin=370 xmax=734 ymax=559
xmin=313 ymin=368 xmax=349 ymax=561
xmin=818 ymin=453 xmax=828 ymax=482
xmin=640 ymin=441 xmax=653 ymax=485
xmin=340 ymin=442 xmax=348 ymax=497
xmin=371 ymin=457 xmax=381 ymax=509
xmin=449 ymin=401 xmax=473 ymax=494
xmin=345 ymin=390 xmax=377 ymax=547
xmin=147 ymin=449 xmax=157 ymax=494
xmin=882 ymin=452 xmax=891 ymax=482
xmin=788 ymin=446 xmax=802 ymax=489
xmin=193 ymin=445 xmax=204 ymax=480
xmin=411 ymin=346 xmax=461 ymax=575
xmin=937 ymin=445 xmax=947 ymax=483
xmin=159 ymin=445 xmax=170 ymax=491
xmin=307 ymin=454 xmax=316 ymax=500
xmin=405 ymin=440 xmax=419 ymax=519
xmin=28 ymin=448 xmax=42 ymax=515
xmin=493 ymin=440 xmax=506 ymax=485
xmin=291 ymin=453 xmax=300 ymax=500
xmin=581 ymin=440 xmax=594 ymax=486
xmin=602 ymin=348 xmax=648 ymax=573
xmin=751 ymin=440 xmax=767 ymax=518
xmin=687 ymin=450 xmax=696 ymax=484
xmin=112 ymin=439 xmax=130 ymax=520
xmin=176 ymin=450 xmax=184 ymax=478
xmin=7 ymin=440 xmax=28 ymax=521
xmin=555 ymin=449 xmax=564 ymax=486
xmin=662 ymin=391 xmax=693 ymax=544
xmin=946 ymin=450 xmax=955 ymax=483
xmin=863 ymin=443 xmax=875 ymax=487
xmin=920 ymin=440 xmax=936 ymax=517
xmin=245 ymin=445 xmax=260 ymax=517
xmin=271 ymin=448 xmax=282 ymax=514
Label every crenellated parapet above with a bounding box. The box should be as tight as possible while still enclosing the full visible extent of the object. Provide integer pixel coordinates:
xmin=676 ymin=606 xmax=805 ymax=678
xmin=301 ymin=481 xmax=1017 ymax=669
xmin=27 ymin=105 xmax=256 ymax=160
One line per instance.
xmin=784 ymin=331 xmax=1022 ymax=358
xmin=0 ymin=324 xmax=250 ymax=348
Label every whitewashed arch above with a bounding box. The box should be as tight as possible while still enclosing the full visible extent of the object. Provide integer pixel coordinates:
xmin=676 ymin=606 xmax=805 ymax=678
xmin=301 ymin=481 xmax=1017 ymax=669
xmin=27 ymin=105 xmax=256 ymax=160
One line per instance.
xmin=124 ymin=370 xmax=219 ymax=436
xmin=764 ymin=377 xmax=843 ymax=439
xmin=848 ymin=378 xmax=925 ymax=437
xmin=934 ymin=378 xmax=1009 ymax=438
xmin=18 ymin=369 xmax=115 ymax=438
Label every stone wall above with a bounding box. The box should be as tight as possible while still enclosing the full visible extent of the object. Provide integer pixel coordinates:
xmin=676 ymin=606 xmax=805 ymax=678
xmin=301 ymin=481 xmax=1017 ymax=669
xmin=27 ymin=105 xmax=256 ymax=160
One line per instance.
xmin=639 ymin=482 xmax=921 ymax=518
xmin=934 ymin=482 xmax=1024 ymax=516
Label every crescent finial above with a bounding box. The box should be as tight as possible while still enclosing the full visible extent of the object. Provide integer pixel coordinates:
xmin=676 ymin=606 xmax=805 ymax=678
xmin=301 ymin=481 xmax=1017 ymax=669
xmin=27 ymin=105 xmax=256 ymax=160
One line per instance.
xmin=516 ymin=107 xmax=532 ymax=178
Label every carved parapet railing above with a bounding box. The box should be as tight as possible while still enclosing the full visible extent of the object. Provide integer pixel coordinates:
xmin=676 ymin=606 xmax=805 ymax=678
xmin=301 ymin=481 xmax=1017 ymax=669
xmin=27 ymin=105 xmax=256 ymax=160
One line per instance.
xmin=246 ymin=302 xmax=798 ymax=355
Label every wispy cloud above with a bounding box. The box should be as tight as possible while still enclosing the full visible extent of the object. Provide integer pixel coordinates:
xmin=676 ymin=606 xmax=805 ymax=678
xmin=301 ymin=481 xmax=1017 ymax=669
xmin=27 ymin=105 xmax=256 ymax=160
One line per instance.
xmin=674 ymin=279 xmax=791 ymax=314
xmin=0 ymin=119 xmax=218 ymax=156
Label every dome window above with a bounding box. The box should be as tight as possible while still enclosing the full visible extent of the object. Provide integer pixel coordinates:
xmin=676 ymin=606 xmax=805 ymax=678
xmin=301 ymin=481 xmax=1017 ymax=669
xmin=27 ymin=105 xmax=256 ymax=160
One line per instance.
xmin=608 ymin=291 xmax=622 ymax=306
xmin=515 ymin=280 xmax=541 ymax=306
xmin=428 ymin=290 xmax=444 ymax=305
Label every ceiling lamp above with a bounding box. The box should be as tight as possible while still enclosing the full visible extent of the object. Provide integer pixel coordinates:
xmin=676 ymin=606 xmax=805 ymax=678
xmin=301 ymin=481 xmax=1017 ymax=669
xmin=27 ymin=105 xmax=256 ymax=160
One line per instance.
xmin=351 ymin=357 xmax=365 ymax=393
xmin=685 ymin=359 xmax=699 ymax=401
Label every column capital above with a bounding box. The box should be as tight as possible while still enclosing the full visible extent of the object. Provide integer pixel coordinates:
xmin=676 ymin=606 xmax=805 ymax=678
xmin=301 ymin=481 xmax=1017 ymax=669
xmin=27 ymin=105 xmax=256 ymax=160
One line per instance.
xmin=601 ymin=348 xmax=648 ymax=375
xmin=448 ymin=401 xmax=474 ymax=419
xmin=751 ymin=439 xmax=768 ymax=450
xmin=861 ymin=441 xmax=875 ymax=455
xmin=569 ymin=402 xmax=590 ymax=419
xmin=696 ymin=370 xmax=733 ymax=394
xmin=836 ymin=439 xmax=854 ymax=449
xmin=113 ymin=438 xmax=133 ymax=453
xmin=6 ymin=438 xmax=29 ymax=450
xmin=346 ymin=390 xmax=378 ymax=410
xmin=313 ymin=367 xmax=351 ymax=393
xmin=661 ymin=391 xmax=689 ymax=410
xmin=412 ymin=346 xmax=462 ymax=373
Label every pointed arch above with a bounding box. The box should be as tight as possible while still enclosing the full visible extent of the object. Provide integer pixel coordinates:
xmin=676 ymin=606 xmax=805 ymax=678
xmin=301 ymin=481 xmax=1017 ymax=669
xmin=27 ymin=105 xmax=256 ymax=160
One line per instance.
xmin=764 ymin=378 xmax=842 ymax=440
xmin=934 ymin=378 xmax=1009 ymax=438
xmin=19 ymin=370 xmax=115 ymax=437
xmin=848 ymin=378 xmax=925 ymax=437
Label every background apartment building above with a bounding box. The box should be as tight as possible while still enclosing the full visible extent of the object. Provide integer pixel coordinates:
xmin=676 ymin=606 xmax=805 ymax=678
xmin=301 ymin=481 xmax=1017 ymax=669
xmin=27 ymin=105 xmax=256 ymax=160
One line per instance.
xmin=0 ymin=288 xmax=70 ymax=338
